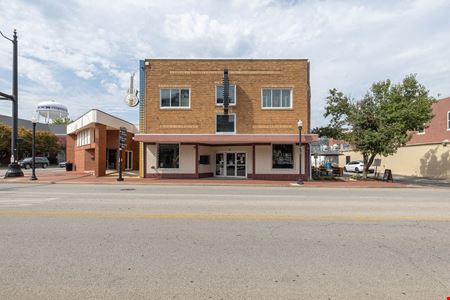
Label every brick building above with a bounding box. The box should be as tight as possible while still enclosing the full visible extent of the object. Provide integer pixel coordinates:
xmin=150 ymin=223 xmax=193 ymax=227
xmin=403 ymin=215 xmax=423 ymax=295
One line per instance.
xmin=134 ymin=59 xmax=317 ymax=180
xmin=66 ymin=109 xmax=139 ymax=177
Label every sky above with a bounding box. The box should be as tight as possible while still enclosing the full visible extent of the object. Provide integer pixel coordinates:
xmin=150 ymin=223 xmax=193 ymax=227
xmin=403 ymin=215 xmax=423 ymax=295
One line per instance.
xmin=0 ymin=0 xmax=449 ymax=128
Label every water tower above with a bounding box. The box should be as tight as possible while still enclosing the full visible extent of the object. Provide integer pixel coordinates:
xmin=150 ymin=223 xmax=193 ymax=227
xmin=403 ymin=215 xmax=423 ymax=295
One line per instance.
xmin=36 ymin=100 xmax=69 ymax=123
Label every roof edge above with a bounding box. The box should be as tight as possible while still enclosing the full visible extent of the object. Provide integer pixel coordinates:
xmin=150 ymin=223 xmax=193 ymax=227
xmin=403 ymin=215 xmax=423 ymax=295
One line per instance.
xmin=70 ymin=109 xmax=136 ymax=127
xmin=144 ymin=58 xmax=309 ymax=61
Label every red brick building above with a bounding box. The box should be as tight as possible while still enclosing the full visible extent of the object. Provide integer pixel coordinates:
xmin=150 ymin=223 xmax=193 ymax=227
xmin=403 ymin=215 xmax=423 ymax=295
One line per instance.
xmin=66 ymin=110 xmax=139 ymax=177
xmin=408 ymin=97 xmax=450 ymax=146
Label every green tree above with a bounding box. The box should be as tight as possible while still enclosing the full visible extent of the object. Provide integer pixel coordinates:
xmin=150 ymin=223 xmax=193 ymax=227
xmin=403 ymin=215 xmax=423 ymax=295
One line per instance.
xmin=35 ymin=131 xmax=59 ymax=159
xmin=18 ymin=127 xmax=32 ymax=159
xmin=323 ymin=74 xmax=435 ymax=178
xmin=0 ymin=124 xmax=12 ymax=165
xmin=0 ymin=124 xmax=59 ymax=164
xmin=311 ymin=126 xmax=342 ymax=138
xmin=52 ymin=117 xmax=72 ymax=125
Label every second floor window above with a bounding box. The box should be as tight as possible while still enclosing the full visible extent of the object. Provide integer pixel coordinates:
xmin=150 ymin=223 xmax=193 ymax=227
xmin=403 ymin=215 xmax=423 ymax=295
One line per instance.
xmin=216 ymin=113 xmax=236 ymax=134
xmin=160 ymin=88 xmax=190 ymax=108
xmin=76 ymin=128 xmax=92 ymax=147
xmin=262 ymin=88 xmax=292 ymax=108
xmin=216 ymin=85 xmax=236 ymax=105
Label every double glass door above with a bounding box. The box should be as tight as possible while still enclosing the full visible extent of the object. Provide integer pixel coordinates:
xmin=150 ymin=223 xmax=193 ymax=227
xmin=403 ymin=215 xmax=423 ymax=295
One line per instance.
xmin=215 ymin=152 xmax=246 ymax=177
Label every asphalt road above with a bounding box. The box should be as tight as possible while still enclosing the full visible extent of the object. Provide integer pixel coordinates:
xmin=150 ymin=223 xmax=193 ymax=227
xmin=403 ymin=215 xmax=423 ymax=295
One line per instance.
xmin=0 ymin=183 xmax=449 ymax=299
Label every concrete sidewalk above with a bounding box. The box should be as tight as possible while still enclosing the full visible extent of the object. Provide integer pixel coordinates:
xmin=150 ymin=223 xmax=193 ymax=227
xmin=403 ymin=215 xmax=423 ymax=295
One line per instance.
xmin=393 ymin=174 xmax=449 ymax=188
xmin=0 ymin=169 xmax=410 ymax=188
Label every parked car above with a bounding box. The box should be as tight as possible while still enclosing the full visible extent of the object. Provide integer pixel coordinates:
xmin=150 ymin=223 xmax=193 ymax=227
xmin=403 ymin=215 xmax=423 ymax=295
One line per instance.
xmin=59 ymin=161 xmax=67 ymax=168
xmin=344 ymin=160 xmax=375 ymax=173
xmin=18 ymin=157 xmax=50 ymax=169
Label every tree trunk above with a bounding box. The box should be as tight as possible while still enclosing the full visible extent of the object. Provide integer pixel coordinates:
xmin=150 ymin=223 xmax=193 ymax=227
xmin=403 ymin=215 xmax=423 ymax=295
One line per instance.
xmin=364 ymin=153 xmax=377 ymax=179
xmin=362 ymin=154 xmax=368 ymax=179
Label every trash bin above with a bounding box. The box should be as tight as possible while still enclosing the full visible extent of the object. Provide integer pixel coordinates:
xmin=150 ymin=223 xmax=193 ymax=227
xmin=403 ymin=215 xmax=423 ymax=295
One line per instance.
xmin=65 ymin=162 xmax=73 ymax=171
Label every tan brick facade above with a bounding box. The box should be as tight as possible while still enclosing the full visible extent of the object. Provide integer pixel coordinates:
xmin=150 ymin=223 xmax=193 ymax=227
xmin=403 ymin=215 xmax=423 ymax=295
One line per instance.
xmin=144 ymin=59 xmax=310 ymax=134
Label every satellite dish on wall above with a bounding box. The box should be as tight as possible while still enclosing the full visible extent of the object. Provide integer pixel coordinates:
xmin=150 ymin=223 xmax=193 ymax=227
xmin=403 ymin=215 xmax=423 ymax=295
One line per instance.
xmin=125 ymin=72 xmax=139 ymax=107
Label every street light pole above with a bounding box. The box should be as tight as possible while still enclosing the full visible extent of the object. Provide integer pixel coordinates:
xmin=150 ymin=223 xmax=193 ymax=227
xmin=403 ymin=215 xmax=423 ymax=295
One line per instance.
xmin=1 ymin=29 xmax=23 ymax=178
xmin=12 ymin=30 xmax=18 ymax=164
xmin=30 ymin=117 xmax=38 ymax=181
xmin=297 ymin=119 xmax=304 ymax=185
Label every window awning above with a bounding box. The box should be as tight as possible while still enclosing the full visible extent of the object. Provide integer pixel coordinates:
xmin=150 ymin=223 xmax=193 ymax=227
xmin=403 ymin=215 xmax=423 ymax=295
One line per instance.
xmin=134 ymin=134 xmax=318 ymax=144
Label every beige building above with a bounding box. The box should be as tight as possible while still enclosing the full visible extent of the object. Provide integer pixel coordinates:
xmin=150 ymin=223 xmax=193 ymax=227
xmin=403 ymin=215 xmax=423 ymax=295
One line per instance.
xmin=339 ymin=97 xmax=450 ymax=179
xmin=135 ymin=59 xmax=317 ymax=180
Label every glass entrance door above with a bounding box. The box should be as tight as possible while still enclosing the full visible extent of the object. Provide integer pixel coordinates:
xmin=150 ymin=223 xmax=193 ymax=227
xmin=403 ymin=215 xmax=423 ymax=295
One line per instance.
xmin=236 ymin=153 xmax=246 ymax=177
xmin=215 ymin=153 xmax=225 ymax=176
xmin=226 ymin=153 xmax=236 ymax=176
xmin=106 ymin=149 xmax=117 ymax=170
xmin=215 ymin=152 xmax=246 ymax=178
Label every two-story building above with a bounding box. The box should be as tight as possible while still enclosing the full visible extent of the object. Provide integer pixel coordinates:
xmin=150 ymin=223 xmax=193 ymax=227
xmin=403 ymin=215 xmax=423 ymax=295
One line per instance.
xmin=134 ymin=59 xmax=317 ymax=180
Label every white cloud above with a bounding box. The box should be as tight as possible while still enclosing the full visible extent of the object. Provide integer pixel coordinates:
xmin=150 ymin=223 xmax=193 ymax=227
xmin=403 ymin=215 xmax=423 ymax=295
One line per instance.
xmin=19 ymin=57 xmax=63 ymax=91
xmin=0 ymin=0 xmax=449 ymax=127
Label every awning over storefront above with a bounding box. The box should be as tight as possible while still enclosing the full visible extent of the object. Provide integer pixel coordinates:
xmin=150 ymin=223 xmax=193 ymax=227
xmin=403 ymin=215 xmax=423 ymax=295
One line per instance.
xmin=311 ymin=150 xmax=343 ymax=156
xmin=134 ymin=134 xmax=318 ymax=144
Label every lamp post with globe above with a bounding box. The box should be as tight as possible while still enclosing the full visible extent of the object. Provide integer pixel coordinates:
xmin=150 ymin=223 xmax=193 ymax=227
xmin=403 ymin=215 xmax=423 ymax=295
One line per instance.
xmin=30 ymin=117 xmax=38 ymax=181
xmin=297 ymin=119 xmax=304 ymax=185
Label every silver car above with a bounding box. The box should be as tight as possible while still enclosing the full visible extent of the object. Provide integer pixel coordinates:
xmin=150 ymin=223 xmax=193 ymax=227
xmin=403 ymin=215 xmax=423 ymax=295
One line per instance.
xmin=19 ymin=157 xmax=50 ymax=169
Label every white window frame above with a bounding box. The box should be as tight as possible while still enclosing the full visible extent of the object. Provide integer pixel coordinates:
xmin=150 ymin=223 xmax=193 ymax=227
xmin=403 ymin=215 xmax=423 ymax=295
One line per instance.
xmin=261 ymin=88 xmax=293 ymax=110
xmin=76 ymin=128 xmax=92 ymax=147
xmin=417 ymin=128 xmax=425 ymax=135
xmin=160 ymin=88 xmax=191 ymax=109
xmin=215 ymin=84 xmax=237 ymax=106
xmin=214 ymin=151 xmax=248 ymax=178
xmin=215 ymin=113 xmax=236 ymax=134
xmin=447 ymin=111 xmax=450 ymax=131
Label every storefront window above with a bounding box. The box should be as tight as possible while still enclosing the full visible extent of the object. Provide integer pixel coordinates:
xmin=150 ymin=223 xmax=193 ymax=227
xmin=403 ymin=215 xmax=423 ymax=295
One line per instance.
xmin=158 ymin=144 xmax=179 ymax=168
xmin=272 ymin=144 xmax=294 ymax=169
